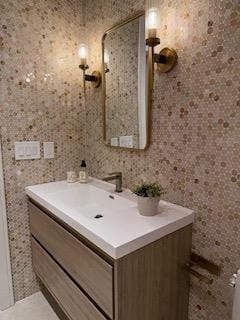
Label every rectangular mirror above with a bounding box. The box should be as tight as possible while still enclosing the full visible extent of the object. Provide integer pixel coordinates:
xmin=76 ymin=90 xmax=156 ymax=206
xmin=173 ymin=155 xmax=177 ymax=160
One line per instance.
xmin=102 ymin=12 xmax=152 ymax=150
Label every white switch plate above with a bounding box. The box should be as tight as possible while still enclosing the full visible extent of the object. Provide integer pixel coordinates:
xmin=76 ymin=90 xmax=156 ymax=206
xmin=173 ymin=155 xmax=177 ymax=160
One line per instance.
xmin=15 ymin=141 xmax=40 ymax=160
xmin=43 ymin=142 xmax=54 ymax=159
xmin=119 ymin=135 xmax=133 ymax=148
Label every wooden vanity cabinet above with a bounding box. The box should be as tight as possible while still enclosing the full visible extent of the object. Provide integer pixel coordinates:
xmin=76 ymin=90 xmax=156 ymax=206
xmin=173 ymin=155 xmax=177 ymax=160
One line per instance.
xmin=29 ymin=200 xmax=192 ymax=320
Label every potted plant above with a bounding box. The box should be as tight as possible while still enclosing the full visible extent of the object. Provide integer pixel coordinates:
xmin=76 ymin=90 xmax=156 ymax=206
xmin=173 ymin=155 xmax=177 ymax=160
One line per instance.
xmin=131 ymin=181 xmax=166 ymax=216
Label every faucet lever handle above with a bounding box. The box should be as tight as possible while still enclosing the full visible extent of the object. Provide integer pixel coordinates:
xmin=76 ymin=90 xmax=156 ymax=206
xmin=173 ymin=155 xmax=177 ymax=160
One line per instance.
xmin=109 ymin=171 xmax=122 ymax=176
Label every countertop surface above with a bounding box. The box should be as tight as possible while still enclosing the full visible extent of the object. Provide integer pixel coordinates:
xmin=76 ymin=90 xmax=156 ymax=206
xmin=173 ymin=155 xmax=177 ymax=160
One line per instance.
xmin=26 ymin=178 xmax=194 ymax=259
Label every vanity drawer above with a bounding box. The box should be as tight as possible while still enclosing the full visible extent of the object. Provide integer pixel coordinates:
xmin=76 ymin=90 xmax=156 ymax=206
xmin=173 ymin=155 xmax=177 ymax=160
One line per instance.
xmin=32 ymin=238 xmax=106 ymax=320
xmin=29 ymin=202 xmax=113 ymax=318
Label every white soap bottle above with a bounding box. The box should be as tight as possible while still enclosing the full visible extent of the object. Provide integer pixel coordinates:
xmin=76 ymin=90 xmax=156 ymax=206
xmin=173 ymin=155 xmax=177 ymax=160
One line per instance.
xmin=79 ymin=160 xmax=88 ymax=183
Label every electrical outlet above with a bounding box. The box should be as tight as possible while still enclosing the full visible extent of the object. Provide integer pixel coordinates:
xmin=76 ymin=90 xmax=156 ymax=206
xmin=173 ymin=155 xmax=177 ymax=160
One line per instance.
xmin=110 ymin=137 xmax=119 ymax=146
xmin=43 ymin=142 xmax=54 ymax=159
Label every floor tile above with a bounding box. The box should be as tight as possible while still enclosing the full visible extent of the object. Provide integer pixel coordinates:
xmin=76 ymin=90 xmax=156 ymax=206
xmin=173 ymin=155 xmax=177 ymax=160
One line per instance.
xmin=0 ymin=292 xmax=59 ymax=320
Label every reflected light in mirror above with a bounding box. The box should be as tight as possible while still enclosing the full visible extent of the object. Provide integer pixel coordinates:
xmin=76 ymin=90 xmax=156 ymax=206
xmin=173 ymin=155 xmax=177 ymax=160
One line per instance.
xmin=78 ymin=44 xmax=88 ymax=66
xmin=104 ymin=50 xmax=110 ymax=65
xmin=146 ymin=7 xmax=159 ymax=38
xmin=104 ymin=50 xmax=110 ymax=73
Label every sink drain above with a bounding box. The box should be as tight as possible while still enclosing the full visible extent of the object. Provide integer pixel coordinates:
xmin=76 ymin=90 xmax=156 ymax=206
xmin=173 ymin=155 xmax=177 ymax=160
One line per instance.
xmin=94 ymin=214 xmax=103 ymax=219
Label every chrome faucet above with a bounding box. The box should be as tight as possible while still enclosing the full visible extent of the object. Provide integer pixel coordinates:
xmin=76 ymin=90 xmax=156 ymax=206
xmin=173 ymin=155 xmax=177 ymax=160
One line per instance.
xmin=102 ymin=172 xmax=123 ymax=193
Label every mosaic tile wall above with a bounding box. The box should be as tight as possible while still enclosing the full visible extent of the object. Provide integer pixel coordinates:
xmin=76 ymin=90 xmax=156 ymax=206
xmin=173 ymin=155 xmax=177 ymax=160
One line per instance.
xmin=83 ymin=0 xmax=240 ymax=319
xmin=105 ymin=18 xmax=139 ymax=147
xmin=0 ymin=0 xmax=85 ymax=301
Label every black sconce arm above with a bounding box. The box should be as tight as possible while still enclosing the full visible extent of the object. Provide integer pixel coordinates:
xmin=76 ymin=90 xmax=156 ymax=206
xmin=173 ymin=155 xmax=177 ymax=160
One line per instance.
xmin=153 ymin=54 xmax=167 ymax=64
xmin=85 ymin=74 xmax=98 ymax=82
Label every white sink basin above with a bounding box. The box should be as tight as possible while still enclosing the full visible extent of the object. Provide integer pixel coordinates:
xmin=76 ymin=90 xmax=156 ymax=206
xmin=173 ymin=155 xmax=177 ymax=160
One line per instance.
xmin=44 ymin=184 xmax=136 ymax=220
xmin=26 ymin=178 xmax=194 ymax=259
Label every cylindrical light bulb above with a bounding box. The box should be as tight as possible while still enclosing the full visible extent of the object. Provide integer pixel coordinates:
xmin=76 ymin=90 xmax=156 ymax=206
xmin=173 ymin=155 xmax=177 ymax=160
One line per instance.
xmin=104 ymin=50 xmax=110 ymax=73
xmin=104 ymin=50 xmax=110 ymax=65
xmin=146 ymin=7 xmax=159 ymax=38
xmin=78 ymin=44 xmax=88 ymax=66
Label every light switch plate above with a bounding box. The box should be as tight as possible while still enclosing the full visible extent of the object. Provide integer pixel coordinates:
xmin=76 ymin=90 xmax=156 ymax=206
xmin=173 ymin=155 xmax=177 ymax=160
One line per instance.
xmin=43 ymin=142 xmax=54 ymax=159
xmin=119 ymin=135 xmax=133 ymax=148
xmin=15 ymin=141 xmax=40 ymax=160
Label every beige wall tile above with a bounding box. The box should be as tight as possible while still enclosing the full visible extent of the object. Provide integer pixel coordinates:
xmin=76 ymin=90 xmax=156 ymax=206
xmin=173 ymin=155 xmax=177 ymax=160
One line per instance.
xmin=0 ymin=0 xmax=85 ymax=301
xmin=83 ymin=0 xmax=240 ymax=319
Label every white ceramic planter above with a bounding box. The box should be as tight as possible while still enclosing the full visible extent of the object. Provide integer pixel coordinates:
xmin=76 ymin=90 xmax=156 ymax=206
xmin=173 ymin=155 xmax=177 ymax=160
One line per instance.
xmin=137 ymin=196 xmax=160 ymax=216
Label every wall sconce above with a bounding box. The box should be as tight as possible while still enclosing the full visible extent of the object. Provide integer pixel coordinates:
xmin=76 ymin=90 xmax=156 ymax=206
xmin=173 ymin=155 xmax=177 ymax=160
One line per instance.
xmin=78 ymin=44 xmax=101 ymax=89
xmin=104 ymin=50 xmax=110 ymax=73
xmin=146 ymin=7 xmax=178 ymax=73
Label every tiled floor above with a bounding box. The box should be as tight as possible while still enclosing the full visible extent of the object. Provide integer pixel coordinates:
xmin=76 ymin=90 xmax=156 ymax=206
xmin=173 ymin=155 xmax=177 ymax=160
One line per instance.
xmin=0 ymin=292 xmax=59 ymax=320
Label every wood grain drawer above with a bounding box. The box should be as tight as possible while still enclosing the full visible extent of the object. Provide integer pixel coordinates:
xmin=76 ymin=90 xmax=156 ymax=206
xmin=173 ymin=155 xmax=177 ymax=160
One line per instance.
xmin=29 ymin=202 xmax=113 ymax=318
xmin=32 ymin=238 xmax=106 ymax=320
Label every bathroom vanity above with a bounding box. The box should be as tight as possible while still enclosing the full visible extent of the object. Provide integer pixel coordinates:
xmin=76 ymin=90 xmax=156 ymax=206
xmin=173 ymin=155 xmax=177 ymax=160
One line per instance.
xmin=26 ymin=179 xmax=194 ymax=320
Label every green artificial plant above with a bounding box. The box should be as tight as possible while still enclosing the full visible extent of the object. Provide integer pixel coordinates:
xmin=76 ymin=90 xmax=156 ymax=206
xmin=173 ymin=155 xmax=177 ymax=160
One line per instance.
xmin=131 ymin=181 xmax=166 ymax=198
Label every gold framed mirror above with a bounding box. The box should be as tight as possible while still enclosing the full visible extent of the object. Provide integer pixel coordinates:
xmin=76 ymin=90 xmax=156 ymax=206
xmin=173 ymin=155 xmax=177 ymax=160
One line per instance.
xmin=102 ymin=11 xmax=153 ymax=151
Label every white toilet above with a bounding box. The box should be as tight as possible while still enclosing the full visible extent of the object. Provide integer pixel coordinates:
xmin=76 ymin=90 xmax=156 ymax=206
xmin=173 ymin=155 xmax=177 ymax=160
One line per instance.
xmin=232 ymin=270 xmax=240 ymax=320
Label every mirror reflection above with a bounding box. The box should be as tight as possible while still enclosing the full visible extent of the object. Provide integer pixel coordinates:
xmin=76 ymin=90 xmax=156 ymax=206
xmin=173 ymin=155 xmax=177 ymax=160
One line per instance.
xmin=102 ymin=14 xmax=149 ymax=150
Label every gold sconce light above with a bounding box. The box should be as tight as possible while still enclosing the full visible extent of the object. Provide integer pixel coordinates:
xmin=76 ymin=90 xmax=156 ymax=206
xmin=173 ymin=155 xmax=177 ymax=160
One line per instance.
xmin=78 ymin=44 xmax=101 ymax=89
xmin=146 ymin=7 xmax=178 ymax=73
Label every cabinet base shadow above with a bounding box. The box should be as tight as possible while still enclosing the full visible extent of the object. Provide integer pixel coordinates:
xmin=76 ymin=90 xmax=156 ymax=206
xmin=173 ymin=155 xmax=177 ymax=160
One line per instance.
xmin=41 ymin=284 xmax=70 ymax=320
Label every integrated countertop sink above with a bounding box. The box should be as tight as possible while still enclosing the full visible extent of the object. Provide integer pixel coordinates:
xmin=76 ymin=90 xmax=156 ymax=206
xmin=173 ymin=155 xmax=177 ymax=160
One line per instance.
xmin=38 ymin=184 xmax=136 ymax=219
xmin=26 ymin=177 xmax=194 ymax=259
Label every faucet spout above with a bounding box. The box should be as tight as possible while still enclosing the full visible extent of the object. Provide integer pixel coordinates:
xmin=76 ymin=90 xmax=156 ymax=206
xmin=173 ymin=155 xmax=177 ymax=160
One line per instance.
xmin=102 ymin=172 xmax=123 ymax=193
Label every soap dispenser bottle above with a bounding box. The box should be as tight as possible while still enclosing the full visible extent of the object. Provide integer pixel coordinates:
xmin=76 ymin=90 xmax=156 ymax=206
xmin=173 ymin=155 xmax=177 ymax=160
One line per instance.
xmin=79 ymin=160 xmax=88 ymax=183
